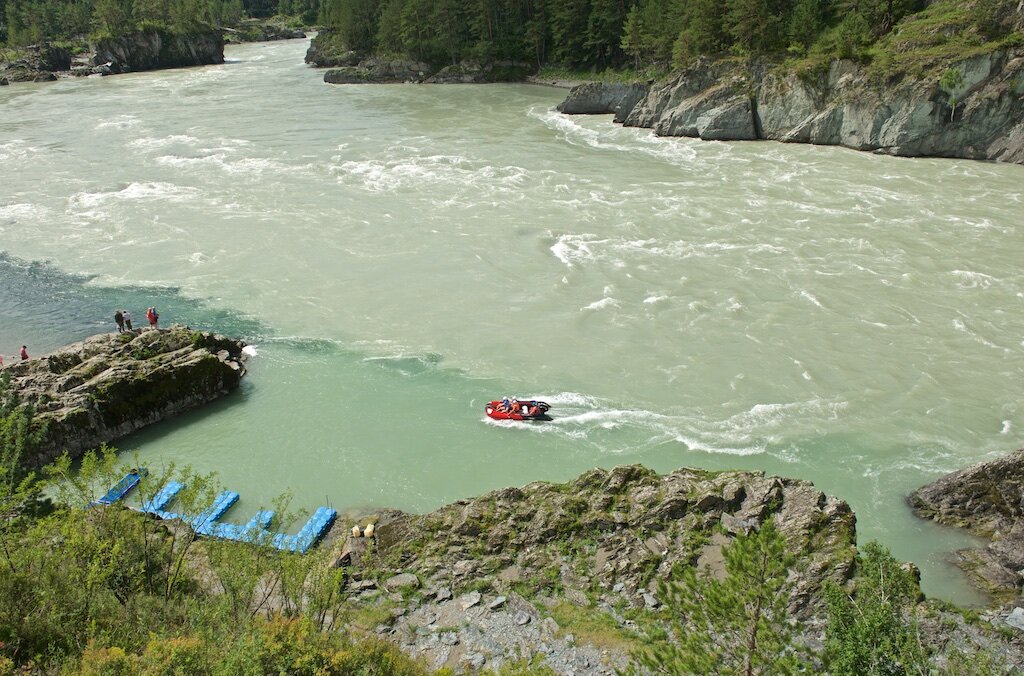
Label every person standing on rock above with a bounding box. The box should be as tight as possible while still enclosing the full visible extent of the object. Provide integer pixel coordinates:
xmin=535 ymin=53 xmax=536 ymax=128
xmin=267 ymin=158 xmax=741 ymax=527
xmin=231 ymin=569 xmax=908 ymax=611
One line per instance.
xmin=114 ymin=310 xmax=125 ymax=333
xmin=20 ymin=346 xmax=29 ymax=360
xmin=146 ymin=306 xmax=159 ymax=329
xmin=123 ymin=310 xmax=133 ymax=332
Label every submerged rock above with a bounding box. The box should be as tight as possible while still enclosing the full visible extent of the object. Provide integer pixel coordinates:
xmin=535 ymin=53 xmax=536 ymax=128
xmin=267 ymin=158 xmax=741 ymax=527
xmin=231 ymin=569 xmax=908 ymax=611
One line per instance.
xmin=1 ymin=327 xmax=247 ymax=468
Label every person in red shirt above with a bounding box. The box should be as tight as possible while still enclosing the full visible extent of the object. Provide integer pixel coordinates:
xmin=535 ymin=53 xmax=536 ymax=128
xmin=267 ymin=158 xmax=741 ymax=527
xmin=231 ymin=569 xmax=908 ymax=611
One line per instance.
xmin=20 ymin=346 xmax=29 ymax=360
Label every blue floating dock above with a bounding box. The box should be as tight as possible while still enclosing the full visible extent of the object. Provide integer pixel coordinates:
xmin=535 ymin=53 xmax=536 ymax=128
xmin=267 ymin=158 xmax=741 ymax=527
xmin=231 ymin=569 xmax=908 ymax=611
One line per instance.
xmin=89 ymin=469 xmax=147 ymax=507
xmin=272 ymin=506 xmax=337 ymax=554
xmin=142 ymin=481 xmax=184 ymax=513
xmin=93 ymin=473 xmax=334 ymax=554
xmin=193 ymin=491 xmax=240 ymax=534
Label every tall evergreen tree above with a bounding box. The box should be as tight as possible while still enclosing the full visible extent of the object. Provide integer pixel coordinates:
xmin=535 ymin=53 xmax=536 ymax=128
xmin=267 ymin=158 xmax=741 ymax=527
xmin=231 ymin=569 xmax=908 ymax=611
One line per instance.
xmin=633 ymin=521 xmax=806 ymax=675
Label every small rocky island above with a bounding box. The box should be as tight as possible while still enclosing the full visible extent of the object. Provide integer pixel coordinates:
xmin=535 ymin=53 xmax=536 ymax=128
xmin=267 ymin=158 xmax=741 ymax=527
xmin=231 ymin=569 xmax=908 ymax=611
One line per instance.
xmin=1 ymin=327 xmax=247 ymax=469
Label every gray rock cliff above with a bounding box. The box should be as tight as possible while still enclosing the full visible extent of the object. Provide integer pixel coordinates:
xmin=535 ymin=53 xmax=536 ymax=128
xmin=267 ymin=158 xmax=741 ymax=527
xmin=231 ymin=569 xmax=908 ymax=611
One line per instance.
xmin=92 ymin=29 xmax=224 ymax=74
xmin=1 ymin=327 xmax=246 ymax=468
xmin=327 ymin=464 xmax=857 ymax=671
xmin=559 ymin=51 xmax=1024 ymax=163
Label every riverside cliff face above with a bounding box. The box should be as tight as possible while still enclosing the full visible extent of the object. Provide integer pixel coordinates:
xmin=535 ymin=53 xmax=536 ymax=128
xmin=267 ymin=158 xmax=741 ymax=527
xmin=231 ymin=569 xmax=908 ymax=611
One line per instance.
xmin=559 ymin=50 xmax=1024 ymax=164
xmin=1 ymin=327 xmax=246 ymax=468
xmin=92 ymin=29 xmax=224 ymax=74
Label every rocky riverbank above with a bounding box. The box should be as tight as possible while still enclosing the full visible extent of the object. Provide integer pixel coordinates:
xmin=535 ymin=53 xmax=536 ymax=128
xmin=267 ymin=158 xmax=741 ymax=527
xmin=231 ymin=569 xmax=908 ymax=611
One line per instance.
xmin=557 ymin=49 xmax=1024 ymax=164
xmin=306 ymin=29 xmax=532 ymax=84
xmin=317 ymin=463 xmax=1024 ymax=672
xmin=0 ymin=30 xmax=223 ymax=83
xmin=326 ymin=464 xmax=857 ymax=671
xmin=911 ymin=449 xmax=1024 ymax=605
xmin=92 ymin=28 xmax=224 ymax=75
xmin=0 ymin=327 xmax=247 ymax=469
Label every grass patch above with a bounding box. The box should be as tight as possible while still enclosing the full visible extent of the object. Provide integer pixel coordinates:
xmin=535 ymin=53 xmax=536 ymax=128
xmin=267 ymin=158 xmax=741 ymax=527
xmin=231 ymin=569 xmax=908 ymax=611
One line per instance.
xmin=344 ymin=598 xmax=398 ymax=631
xmin=547 ymin=601 xmax=640 ymax=652
xmin=867 ymin=0 xmax=1023 ymax=80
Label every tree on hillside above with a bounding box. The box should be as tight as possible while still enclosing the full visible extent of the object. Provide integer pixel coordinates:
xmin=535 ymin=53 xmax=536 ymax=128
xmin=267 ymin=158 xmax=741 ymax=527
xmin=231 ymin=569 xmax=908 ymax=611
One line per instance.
xmin=632 ymin=521 xmax=806 ymax=675
xmin=547 ymin=0 xmax=589 ymax=65
xmin=787 ymin=0 xmax=827 ymax=53
xmin=672 ymin=0 xmax=728 ymax=63
xmin=94 ymin=0 xmax=134 ymax=33
xmin=824 ymin=541 xmax=929 ymax=673
xmin=725 ymin=0 xmax=790 ymax=54
xmin=585 ymin=0 xmax=630 ymax=67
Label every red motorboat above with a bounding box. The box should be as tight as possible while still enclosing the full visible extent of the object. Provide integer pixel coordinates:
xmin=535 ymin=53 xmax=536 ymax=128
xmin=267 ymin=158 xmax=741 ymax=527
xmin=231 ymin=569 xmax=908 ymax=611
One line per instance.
xmin=485 ymin=399 xmax=552 ymax=421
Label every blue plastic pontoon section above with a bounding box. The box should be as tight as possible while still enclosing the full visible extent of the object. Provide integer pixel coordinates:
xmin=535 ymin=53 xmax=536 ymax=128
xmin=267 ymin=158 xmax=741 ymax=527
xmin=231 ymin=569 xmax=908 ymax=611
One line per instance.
xmin=90 ymin=470 xmax=146 ymax=507
xmin=95 ymin=475 xmax=333 ymax=554
xmin=193 ymin=491 xmax=240 ymax=535
xmin=272 ymin=507 xmax=337 ymax=553
xmin=142 ymin=481 xmax=184 ymax=513
xmin=207 ymin=509 xmax=275 ymax=542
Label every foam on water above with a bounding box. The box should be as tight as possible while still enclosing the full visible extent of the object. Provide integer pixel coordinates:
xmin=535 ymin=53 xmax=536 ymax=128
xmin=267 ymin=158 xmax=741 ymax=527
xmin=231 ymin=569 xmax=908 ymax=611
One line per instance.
xmin=68 ymin=182 xmax=201 ymax=209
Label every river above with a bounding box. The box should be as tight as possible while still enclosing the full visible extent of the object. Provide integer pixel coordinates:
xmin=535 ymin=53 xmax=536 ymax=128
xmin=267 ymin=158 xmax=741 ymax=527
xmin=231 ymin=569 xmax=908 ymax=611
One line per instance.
xmin=2 ymin=37 xmax=1022 ymax=603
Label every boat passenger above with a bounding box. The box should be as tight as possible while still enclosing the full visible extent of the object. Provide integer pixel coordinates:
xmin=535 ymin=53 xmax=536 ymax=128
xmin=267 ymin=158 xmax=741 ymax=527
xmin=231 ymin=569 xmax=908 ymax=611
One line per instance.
xmin=499 ymin=396 xmax=511 ymax=412
xmin=511 ymin=399 xmax=522 ymax=414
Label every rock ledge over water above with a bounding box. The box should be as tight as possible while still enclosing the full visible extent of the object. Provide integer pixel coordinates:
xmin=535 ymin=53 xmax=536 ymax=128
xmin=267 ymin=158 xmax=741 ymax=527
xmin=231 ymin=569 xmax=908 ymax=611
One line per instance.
xmin=1 ymin=327 xmax=247 ymax=468
xmin=910 ymin=449 xmax=1024 ymax=599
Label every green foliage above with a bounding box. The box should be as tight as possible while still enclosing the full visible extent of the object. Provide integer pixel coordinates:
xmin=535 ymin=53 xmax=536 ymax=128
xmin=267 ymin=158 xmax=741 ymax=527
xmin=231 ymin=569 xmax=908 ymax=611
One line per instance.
xmin=0 ymin=443 xmax=428 ymax=673
xmin=823 ymin=540 xmax=929 ymax=674
xmin=631 ymin=521 xmax=806 ymax=675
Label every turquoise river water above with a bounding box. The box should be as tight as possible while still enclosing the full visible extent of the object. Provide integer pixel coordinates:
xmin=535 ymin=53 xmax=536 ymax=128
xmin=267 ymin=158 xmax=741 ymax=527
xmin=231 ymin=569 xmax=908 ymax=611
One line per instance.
xmin=2 ymin=37 xmax=1023 ymax=603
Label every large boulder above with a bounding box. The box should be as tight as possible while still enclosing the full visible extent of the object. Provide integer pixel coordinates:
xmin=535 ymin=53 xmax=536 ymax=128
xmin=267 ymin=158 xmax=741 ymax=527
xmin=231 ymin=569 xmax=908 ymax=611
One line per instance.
xmin=0 ymin=327 xmax=247 ymax=468
xmin=557 ymin=82 xmax=650 ymax=122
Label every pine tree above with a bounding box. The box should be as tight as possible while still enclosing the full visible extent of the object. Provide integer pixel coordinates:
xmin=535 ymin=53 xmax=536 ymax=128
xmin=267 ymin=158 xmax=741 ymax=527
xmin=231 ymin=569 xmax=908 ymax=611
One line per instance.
xmin=824 ymin=541 xmax=929 ymax=674
xmin=632 ymin=521 xmax=806 ymax=675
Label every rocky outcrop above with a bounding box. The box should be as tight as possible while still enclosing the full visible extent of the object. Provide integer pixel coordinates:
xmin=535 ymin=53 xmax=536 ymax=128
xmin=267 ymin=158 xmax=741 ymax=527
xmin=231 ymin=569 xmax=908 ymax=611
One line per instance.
xmin=92 ymin=28 xmax=224 ymax=74
xmin=559 ymin=50 xmax=1024 ymax=163
xmin=223 ymin=20 xmax=306 ymax=44
xmin=0 ymin=43 xmax=71 ymax=83
xmin=330 ymin=464 xmax=856 ymax=671
xmin=910 ymin=449 xmax=1024 ymax=599
xmin=556 ymin=82 xmax=650 ymax=123
xmin=309 ymin=29 xmax=532 ymax=85
xmin=1 ymin=327 xmax=246 ymax=468
xmin=324 ymin=57 xmax=431 ymax=84
xmin=424 ymin=61 xmax=533 ymax=84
